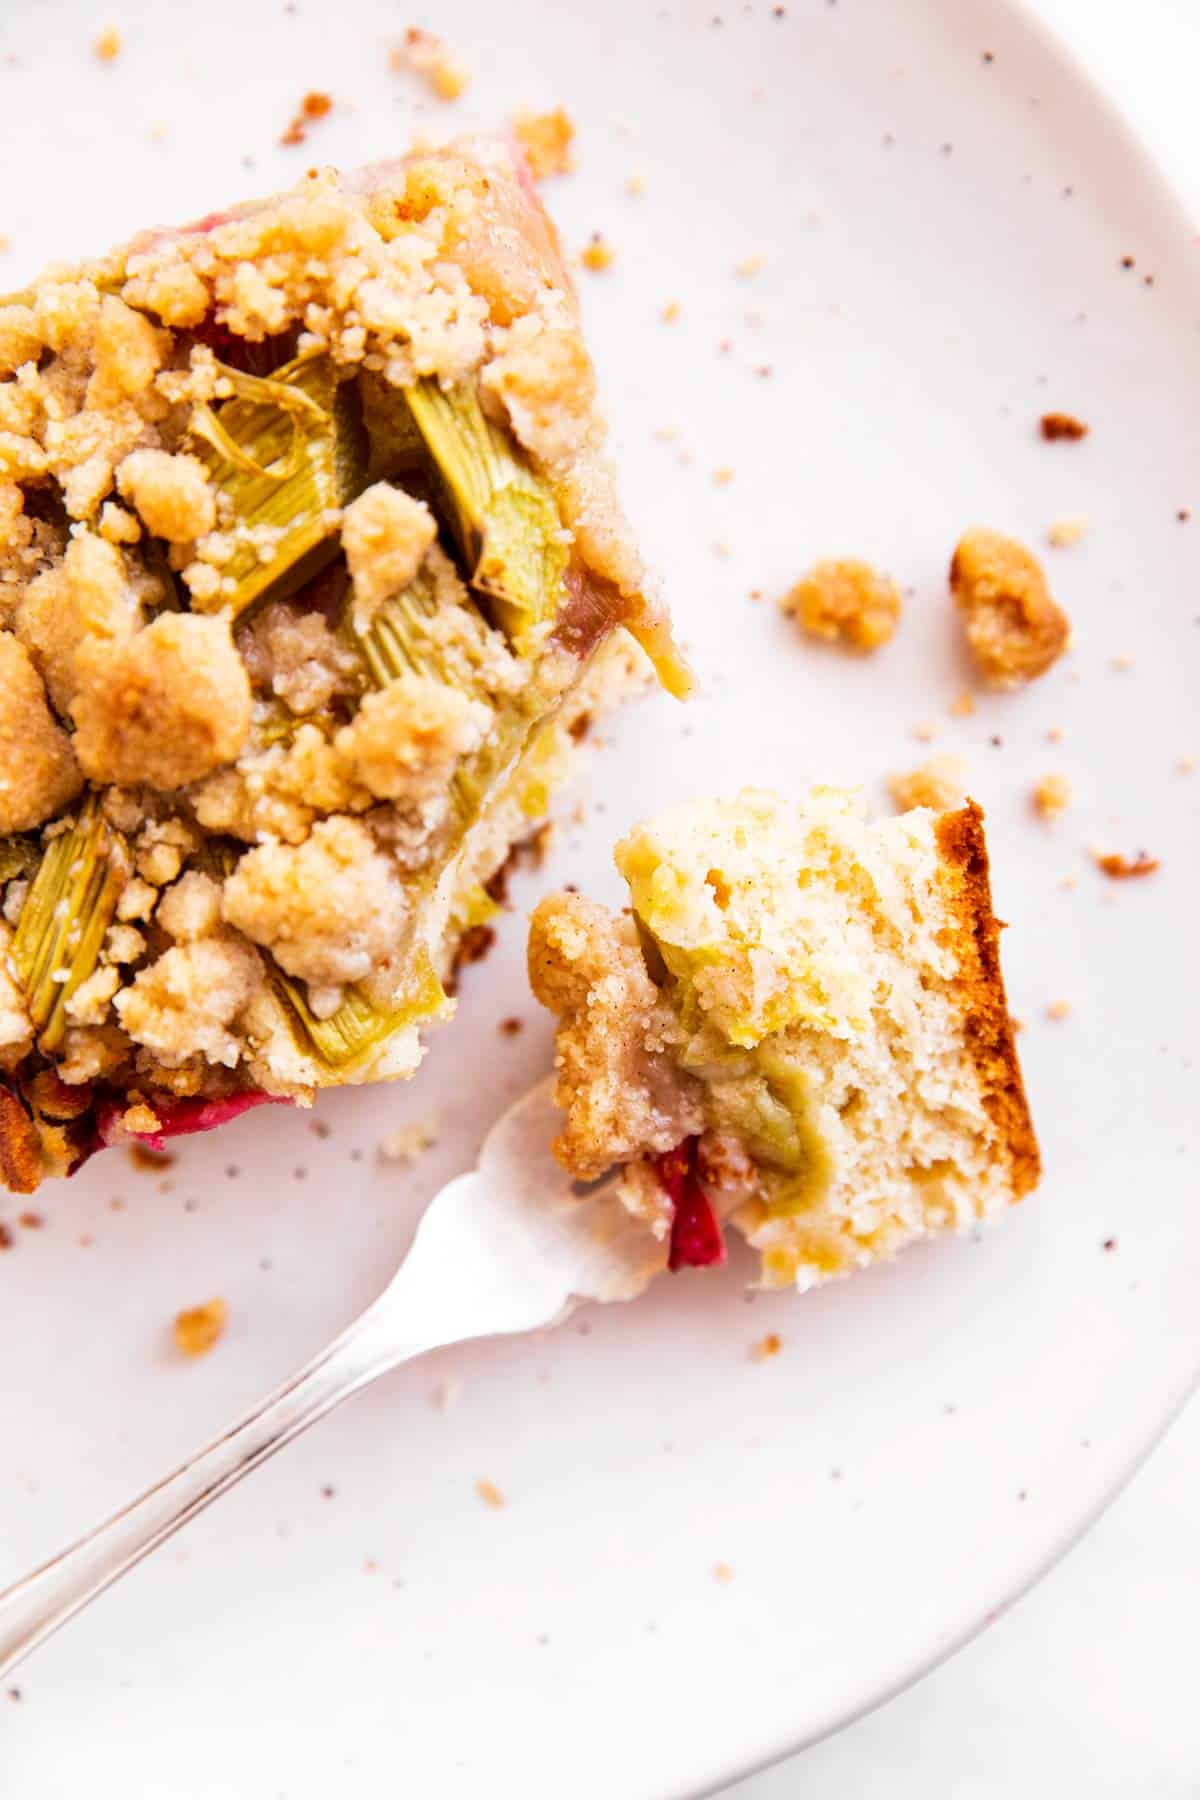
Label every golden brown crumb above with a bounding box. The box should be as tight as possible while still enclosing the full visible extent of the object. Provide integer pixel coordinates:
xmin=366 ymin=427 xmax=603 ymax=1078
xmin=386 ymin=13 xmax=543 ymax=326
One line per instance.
xmin=280 ymin=91 xmax=332 ymax=148
xmin=1047 ymin=516 xmax=1088 ymax=549
xmin=499 ymin=1016 xmax=523 ymax=1037
xmin=1045 ymin=999 xmax=1072 ymax=1022
xmin=174 ymin=1297 xmax=228 ymax=1358
xmin=662 ymin=300 xmax=681 ymax=324
xmin=377 ymin=1118 xmax=438 ymax=1164
xmin=394 ymin=28 xmax=471 ymax=101
xmin=948 ymin=691 xmax=976 ymax=718
xmin=1031 ymin=773 xmax=1071 ymax=818
xmin=117 ymin=449 xmax=216 ymax=543
xmin=17 ymin=1210 xmax=42 ymax=1230
xmin=751 ymin=1331 xmax=782 ymax=1361
xmin=912 ymin=720 xmax=940 ymax=744
xmin=949 ymin=527 xmax=1070 ymax=687
xmin=1110 ymin=652 xmax=1135 ymax=672
xmin=625 ymin=173 xmax=645 ymax=197
xmin=887 ymin=754 xmax=967 ymax=814
xmin=1178 ymin=756 xmax=1196 ymax=775
xmin=93 ymin=25 xmax=121 ymax=62
xmin=1094 ymin=850 xmax=1159 ymax=879
xmin=1040 ymin=412 xmax=1089 ymax=441
xmin=713 ymin=1562 xmax=735 ymax=1583
xmin=223 ymin=817 xmax=405 ymax=987
xmin=70 ymin=613 xmax=251 ymax=789
xmin=713 ymin=468 xmax=734 ymax=486
xmin=513 ymin=107 xmax=575 ymax=179
xmin=342 ymin=484 xmax=436 ymax=630
xmin=581 ymin=234 xmax=616 ymax=273
xmin=1046 ymin=725 xmax=1064 ymax=743
xmin=735 ymin=255 xmax=766 ymax=278
xmin=780 ymin=559 xmax=901 ymax=653
xmin=475 ymin=1478 xmax=505 ymax=1509
xmin=0 ymin=633 xmax=83 ymax=832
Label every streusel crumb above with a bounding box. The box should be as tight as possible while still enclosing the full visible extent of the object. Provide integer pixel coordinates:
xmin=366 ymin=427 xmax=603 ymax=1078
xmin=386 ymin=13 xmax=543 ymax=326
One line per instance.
xmin=781 ymin=559 xmax=901 ymax=652
xmin=174 ymin=1297 xmax=228 ymax=1357
xmin=949 ymin=527 xmax=1070 ymax=687
xmin=0 ymin=634 xmax=82 ymax=832
xmin=1031 ymin=773 xmax=1071 ymax=818
xmin=580 ymin=234 xmax=616 ymax=272
xmin=396 ymin=29 xmax=471 ymax=101
xmin=513 ymin=108 xmax=575 ymax=178
xmin=887 ymin=754 xmax=966 ymax=814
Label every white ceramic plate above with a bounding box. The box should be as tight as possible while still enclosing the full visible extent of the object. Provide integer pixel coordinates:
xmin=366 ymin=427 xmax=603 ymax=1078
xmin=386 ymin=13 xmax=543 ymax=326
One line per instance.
xmin=1 ymin=1 xmax=1197 ymax=1794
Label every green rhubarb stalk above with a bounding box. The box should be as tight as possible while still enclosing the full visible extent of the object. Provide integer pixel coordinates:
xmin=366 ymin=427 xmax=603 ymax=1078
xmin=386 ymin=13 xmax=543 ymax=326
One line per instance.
xmin=271 ymin=948 xmax=447 ymax=1074
xmin=188 ymin=350 xmax=369 ymax=620
xmin=404 ymin=379 xmax=568 ymax=652
xmin=10 ymin=800 xmax=127 ymax=1053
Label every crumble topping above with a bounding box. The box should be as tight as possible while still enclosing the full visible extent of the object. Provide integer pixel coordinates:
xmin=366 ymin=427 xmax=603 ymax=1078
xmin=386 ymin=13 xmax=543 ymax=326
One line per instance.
xmin=512 ymin=108 xmax=575 ymax=179
xmin=1040 ymin=411 xmax=1088 ymax=441
xmin=950 ymin=527 xmax=1070 ymax=686
xmin=780 ymin=559 xmax=901 ymax=652
xmin=396 ymin=30 xmax=471 ymax=102
xmin=0 ymin=632 xmax=82 ymax=831
xmin=222 ymin=816 xmax=406 ymax=988
xmin=342 ymin=483 xmax=437 ymax=631
xmin=887 ymin=754 xmax=967 ymax=813
xmin=1031 ymin=773 xmax=1071 ymax=818
xmin=174 ymin=1298 xmax=229 ymax=1357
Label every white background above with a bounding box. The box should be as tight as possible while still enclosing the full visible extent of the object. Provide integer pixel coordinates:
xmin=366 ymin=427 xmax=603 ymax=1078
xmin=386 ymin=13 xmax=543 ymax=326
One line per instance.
xmin=727 ymin=2 xmax=1200 ymax=1794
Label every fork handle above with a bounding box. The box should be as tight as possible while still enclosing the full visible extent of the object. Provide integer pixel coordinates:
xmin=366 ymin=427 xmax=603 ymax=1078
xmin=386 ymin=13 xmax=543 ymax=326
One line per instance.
xmin=0 ymin=1289 xmax=441 ymax=1680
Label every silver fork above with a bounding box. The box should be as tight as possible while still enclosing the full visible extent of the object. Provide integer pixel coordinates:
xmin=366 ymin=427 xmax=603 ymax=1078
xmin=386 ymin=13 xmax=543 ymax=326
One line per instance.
xmin=0 ymin=1079 xmax=666 ymax=1679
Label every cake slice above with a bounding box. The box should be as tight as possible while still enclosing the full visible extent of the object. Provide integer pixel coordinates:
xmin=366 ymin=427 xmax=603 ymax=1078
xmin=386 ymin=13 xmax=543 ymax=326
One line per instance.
xmin=528 ymin=788 xmax=1038 ymax=1291
xmin=0 ymin=136 xmax=685 ymax=1190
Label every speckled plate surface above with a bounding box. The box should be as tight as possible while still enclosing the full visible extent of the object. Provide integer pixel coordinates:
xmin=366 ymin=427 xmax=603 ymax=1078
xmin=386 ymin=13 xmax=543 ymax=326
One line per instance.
xmin=1 ymin=1 xmax=1197 ymax=1794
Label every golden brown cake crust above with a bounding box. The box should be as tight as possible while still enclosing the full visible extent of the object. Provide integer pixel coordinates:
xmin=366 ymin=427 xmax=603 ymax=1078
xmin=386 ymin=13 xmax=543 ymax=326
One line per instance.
xmin=934 ymin=801 xmax=1041 ymax=1198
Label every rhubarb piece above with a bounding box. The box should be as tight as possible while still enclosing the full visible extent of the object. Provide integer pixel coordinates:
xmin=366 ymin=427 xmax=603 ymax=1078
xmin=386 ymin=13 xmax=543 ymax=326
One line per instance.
xmin=656 ymin=1141 xmax=727 ymax=1271
xmin=0 ymin=136 xmax=682 ymax=1189
xmin=404 ymin=378 xmax=568 ymax=652
xmin=10 ymin=798 xmax=128 ymax=1055
xmin=531 ymin=788 xmax=1039 ymax=1293
xmin=187 ymin=352 xmax=370 ymax=619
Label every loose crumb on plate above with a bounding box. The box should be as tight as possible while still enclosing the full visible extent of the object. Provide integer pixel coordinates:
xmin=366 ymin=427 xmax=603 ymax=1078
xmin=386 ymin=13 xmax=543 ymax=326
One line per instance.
xmin=735 ymin=254 xmax=766 ymax=278
xmin=476 ymin=1478 xmax=506 ymax=1509
xmin=1110 ymin=652 xmax=1135 ymax=672
xmin=662 ymin=300 xmax=681 ymax=323
xmin=1031 ymin=772 xmax=1072 ymax=818
xmin=950 ymin=527 xmax=1070 ymax=687
xmin=780 ymin=559 xmax=901 ymax=652
xmin=513 ymin=107 xmax=575 ymax=178
xmin=280 ymin=91 xmax=332 ymax=147
xmin=580 ymin=233 xmax=616 ymax=272
xmin=750 ymin=1331 xmax=782 ymax=1361
xmin=174 ymin=1297 xmax=229 ymax=1358
xmin=1047 ymin=516 xmax=1088 ymax=548
xmin=93 ymin=24 xmax=121 ymax=61
xmin=887 ymin=754 xmax=966 ymax=813
xmin=1045 ymin=999 xmax=1072 ymax=1022
xmin=378 ymin=1116 xmax=439 ymax=1164
xmin=713 ymin=1562 xmax=735 ymax=1583
xmin=434 ymin=1377 xmax=463 ymax=1412
xmin=1039 ymin=411 xmax=1089 ymax=441
xmin=392 ymin=29 xmax=470 ymax=101
xmin=1094 ymin=850 xmax=1160 ymax=879
xmin=948 ymin=691 xmax=976 ymax=719
xmin=911 ymin=720 xmax=940 ymax=744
